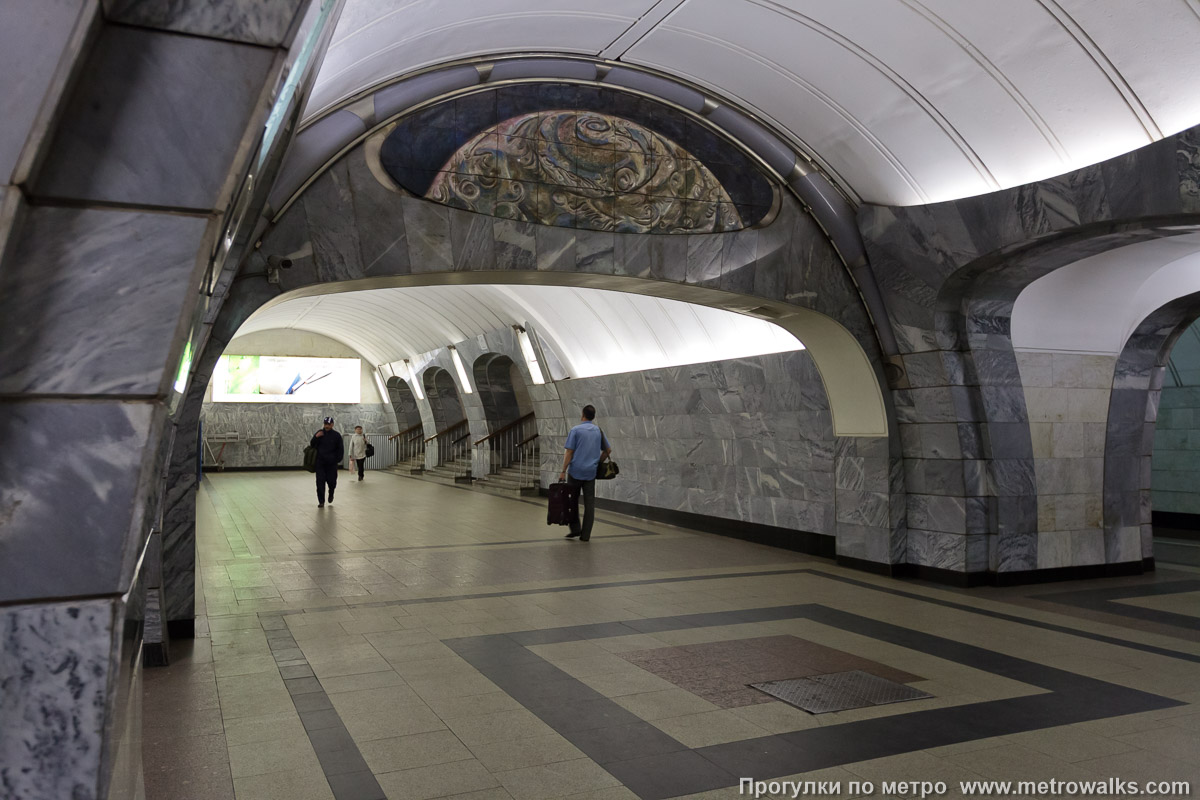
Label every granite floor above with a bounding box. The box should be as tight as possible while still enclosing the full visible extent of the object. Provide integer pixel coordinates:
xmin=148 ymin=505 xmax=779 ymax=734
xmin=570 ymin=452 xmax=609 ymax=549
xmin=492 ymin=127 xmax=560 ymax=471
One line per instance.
xmin=144 ymin=471 xmax=1200 ymax=800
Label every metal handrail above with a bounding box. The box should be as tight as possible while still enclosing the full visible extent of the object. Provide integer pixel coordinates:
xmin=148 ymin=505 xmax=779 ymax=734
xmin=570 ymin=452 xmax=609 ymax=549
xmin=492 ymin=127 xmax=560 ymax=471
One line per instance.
xmin=425 ymin=418 xmax=468 ymax=444
xmin=473 ymin=414 xmax=540 ymax=490
xmin=388 ymin=422 xmax=424 ymax=441
xmin=475 ymin=412 xmax=535 ymax=445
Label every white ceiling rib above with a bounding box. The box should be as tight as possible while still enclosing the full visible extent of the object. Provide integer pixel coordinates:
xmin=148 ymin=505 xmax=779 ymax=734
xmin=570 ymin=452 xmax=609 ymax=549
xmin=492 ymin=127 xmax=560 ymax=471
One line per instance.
xmin=306 ymin=0 xmax=1200 ymax=206
xmin=233 ymin=284 xmax=805 ymax=380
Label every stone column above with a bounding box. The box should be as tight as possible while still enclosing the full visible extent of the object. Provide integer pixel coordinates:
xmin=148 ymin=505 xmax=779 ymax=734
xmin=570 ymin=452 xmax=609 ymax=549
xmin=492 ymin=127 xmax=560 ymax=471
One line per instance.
xmin=0 ymin=2 xmax=316 ymax=796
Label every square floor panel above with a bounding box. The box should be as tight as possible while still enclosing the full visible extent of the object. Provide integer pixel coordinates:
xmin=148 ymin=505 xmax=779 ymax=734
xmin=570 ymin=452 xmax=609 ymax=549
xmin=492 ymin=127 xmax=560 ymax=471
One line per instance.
xmin=617 ymin=635 xmax=923 ymax=708
xmin=752 ymin=670 xmax=933 ymax=714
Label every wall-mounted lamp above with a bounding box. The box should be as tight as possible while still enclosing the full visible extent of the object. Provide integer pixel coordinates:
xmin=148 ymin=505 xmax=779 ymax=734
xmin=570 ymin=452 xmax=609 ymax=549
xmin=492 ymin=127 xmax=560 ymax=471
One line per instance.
xmin=514 ymin=325 xmax=546 ymax=385
xmin=404 ymin=358 xmax=425 ymax=400
xmin=447 ymin=346 xmax=473 ymax=393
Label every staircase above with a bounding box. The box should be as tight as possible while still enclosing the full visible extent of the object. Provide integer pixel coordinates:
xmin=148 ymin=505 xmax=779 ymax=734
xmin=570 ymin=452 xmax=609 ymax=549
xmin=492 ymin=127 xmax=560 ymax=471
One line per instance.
xmin=474 ymin=462 xmax=540 ymax=497
xmin=383 ymin=453 xmax=426 ymax=476
xmin=413 ymin=455 xmax=473 ymax=486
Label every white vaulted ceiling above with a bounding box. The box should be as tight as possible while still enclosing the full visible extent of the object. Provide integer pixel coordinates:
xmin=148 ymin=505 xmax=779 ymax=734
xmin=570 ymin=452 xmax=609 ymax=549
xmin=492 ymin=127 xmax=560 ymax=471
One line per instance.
xmin=235 ymin=284 xmax=804 ymax=377
xmin=306 ymin=0 xmax=1200 ymax=206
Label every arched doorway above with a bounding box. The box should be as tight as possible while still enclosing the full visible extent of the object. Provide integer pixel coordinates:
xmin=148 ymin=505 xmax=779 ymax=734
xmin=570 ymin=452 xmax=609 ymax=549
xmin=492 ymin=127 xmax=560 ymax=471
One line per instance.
xmin=1146 ymin=315 xmax=1200 ymax=566
xmin=422 ymin=366 xmax=470 ymax=476
xmin=386 ymin=376 xmax=425 ymax=471
xmin=473 ymin=353 xmax=538 ymax=490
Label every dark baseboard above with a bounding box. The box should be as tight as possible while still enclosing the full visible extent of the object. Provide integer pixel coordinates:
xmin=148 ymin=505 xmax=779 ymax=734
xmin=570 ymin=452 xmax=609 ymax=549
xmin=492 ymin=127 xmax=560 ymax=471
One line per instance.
xmin=143 ymin=642 xmax=170 ymax=668
xmin=557 ymin=491 xmax=1159 ymax=587
xmin=167 ymin=619 xmax=195 ymax=639
xmin=1152 ymin=510 xmax=1200 ymax=538
xmin=834 ymin=557 xmax=992 ymax=588
xmin=203 ymin=466 xmax=306 ymax=473
xmin=569 ymin=493 xmax=838 ymax=560
xmin=988 ymin=559 xmax=1149 ymax=587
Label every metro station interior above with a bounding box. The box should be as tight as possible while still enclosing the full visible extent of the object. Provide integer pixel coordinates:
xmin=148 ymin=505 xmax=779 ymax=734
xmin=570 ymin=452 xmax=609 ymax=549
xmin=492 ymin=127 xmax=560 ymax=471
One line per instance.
xmin=3 ymin=2 xmax=1200 ymax=799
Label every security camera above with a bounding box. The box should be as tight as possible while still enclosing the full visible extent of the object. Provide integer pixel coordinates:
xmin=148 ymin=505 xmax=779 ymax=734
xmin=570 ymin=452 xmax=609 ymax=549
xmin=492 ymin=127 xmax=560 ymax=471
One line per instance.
xmin=265 ymin=254 xmax=292 ymax=284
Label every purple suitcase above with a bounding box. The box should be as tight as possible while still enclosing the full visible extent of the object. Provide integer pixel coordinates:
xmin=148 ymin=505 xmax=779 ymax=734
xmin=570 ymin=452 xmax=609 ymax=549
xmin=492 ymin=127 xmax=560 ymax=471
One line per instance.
xmin=547 ymin=481 xmax=580 ymax=526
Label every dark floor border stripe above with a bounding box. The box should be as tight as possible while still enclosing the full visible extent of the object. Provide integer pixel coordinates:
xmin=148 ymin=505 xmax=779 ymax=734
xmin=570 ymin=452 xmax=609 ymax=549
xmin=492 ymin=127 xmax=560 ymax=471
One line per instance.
xmin=267 ymin=565 xmax=1200 ymax=665
xmin=285 ymin=528 xmax=658 ymax=558
xmin=809 ymin=570 xmax=1200 ymax=664
xmin=258 ymin=615 xmax=386 ymax=800
xmin=1034 ymin=579 xmax=1200 ymax=633
xmin=271 ymin=567 xmax=817 ymax=616
xmin=443 ymin=603 xmax=1183 ymax=800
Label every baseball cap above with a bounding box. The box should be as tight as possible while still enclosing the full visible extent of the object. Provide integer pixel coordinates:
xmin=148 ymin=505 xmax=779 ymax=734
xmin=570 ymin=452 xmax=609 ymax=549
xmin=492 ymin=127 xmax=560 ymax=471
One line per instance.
xmin=323 ymin=416 xmax=335 ymax=424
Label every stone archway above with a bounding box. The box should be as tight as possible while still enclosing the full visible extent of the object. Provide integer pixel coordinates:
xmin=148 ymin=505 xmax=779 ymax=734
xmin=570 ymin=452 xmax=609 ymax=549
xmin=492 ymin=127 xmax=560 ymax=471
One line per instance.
xmin=386 ymin=375 xmax=425 ymax=466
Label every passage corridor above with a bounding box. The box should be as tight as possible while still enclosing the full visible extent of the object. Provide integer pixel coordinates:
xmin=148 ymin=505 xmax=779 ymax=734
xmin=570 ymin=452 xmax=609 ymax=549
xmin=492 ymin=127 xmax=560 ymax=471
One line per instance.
xmin=143 ymin=473 xmax=1200 ymax=800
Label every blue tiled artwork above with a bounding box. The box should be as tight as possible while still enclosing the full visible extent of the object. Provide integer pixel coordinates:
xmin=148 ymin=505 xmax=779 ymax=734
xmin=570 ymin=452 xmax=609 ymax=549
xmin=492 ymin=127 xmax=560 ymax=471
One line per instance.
xmin=379 ymin=84 xmax=774 ymax=234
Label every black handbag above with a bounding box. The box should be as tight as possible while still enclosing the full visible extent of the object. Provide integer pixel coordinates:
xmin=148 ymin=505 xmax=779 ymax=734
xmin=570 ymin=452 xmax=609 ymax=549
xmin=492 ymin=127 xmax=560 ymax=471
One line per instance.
xmin=595 ymin=427 xmax=618 ymax=479
xmin=303 ymin=446 xmax=318 ymax=473
xmin=596 ymin=460 xmax=619 ymax=480
xmin=365 ymin=441 xmax=375 ymax=458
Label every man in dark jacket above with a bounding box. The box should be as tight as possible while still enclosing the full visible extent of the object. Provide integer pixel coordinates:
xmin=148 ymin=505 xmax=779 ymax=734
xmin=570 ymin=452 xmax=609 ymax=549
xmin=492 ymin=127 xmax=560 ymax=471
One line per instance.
xmin=311 ymin=416 xmax=344 ymax=508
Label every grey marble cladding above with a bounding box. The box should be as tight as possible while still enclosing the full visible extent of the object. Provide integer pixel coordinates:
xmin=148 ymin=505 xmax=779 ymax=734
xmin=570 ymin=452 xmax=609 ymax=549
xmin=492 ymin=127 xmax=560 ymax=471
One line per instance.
xmin=553 ymin=350 xmax=844 ymax=538
xmin=200 ymin=403 xmax=398 ymax=469
xmin=0 ymin=206 xmax=209 ymax=396
xmin=1 ymin=597 xmax=119 ymax=800
xmin=0 ymin=400 xmax=161 ymax=602
xmin=0 ymin=0 xmax=91 ymax=183
xmin=102 ymin=0 xmax=306 ymax=46
xmin=36 ymin=25 xmax=276 ymax=210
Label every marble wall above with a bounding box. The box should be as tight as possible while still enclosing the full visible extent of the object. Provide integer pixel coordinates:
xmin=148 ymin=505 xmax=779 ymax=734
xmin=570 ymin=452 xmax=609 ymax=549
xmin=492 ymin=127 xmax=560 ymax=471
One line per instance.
xmin=0 ymin=1 xmax=319 ymax=795
xmin=198 ymin=329 xmax=399 ymax=468
xmin=860 ymin=124 xmax=1200 ymax=575
xmin=200 ymin=402 xmax=398 ymax=468
xmin=1017 ymin=353 xmax=1115 ymax=569
xmin=545 ymin=351 xmax=841 ymax=539
xmin=391 ymin=328 xmax=891 ymax=552
xmin=1 ymin=596 xmax=126 ymax=800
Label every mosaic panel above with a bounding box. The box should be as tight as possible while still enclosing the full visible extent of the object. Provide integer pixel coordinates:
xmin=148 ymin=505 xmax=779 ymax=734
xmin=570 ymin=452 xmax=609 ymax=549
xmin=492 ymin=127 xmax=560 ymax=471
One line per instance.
xmin=380 ymin=83 xmax=775 ymax=233
xmin=427 ymin=110 xmax=742 ymax=234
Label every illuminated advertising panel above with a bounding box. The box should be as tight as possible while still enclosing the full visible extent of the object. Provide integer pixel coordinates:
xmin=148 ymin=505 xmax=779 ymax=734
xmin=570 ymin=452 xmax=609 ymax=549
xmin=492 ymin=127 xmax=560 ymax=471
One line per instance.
xmin=212 ymin=355 xmax=360 ymax=403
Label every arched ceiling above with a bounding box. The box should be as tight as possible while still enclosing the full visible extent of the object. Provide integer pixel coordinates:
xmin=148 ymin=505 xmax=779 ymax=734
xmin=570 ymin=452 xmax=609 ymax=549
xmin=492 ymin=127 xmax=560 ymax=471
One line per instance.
xmin=1012 ymin=231 xmax=1200 ymax=357
xmin=306 ymin=0 xmax=1200 ymax=206
xmin=235 ymin=283 xmax=804 ymax=378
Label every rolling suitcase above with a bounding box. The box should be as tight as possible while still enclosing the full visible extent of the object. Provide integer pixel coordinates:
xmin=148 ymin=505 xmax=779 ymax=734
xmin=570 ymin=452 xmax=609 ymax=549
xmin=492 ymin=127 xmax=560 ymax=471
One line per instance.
xmin=547 ymin=481 xmax=580 ymax=526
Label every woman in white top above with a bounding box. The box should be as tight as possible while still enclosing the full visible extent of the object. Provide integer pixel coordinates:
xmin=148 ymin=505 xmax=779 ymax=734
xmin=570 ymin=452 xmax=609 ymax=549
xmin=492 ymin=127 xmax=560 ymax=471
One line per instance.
xmin=348 ymin=425 xmax=368 ymax=481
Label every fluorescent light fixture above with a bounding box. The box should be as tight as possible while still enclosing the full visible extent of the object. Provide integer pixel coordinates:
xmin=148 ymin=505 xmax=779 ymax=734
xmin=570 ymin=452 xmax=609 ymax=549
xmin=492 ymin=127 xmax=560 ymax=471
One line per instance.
xmin=405 ymin=359 xmax=425 ymax=400
xmin=448 ymin=346 xmax=473 ymax=393
xmin=374 ymin=370 xmax=390 ymax=403
xmin=515 ymin=326 xmax=546 ymax=384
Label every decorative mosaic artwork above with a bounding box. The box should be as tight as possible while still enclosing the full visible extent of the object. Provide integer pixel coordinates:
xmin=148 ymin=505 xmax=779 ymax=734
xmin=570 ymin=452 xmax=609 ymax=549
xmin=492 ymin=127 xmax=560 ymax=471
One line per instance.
xmin=379 ymin=84 xmax=775 ymax=233
xmin=426 ymin=110 xmax=743 ymax=234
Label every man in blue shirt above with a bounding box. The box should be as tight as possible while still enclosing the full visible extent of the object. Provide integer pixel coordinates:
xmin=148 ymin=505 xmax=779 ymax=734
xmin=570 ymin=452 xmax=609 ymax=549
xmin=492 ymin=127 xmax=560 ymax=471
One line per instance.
xmin=558 ymin=404 xmax=612 ymax=542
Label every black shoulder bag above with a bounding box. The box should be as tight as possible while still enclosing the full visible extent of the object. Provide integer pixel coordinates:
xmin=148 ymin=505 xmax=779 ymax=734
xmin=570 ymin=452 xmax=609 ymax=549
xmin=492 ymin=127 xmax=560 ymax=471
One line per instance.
xmin=595 ymin=428 xmax=619 ymax=480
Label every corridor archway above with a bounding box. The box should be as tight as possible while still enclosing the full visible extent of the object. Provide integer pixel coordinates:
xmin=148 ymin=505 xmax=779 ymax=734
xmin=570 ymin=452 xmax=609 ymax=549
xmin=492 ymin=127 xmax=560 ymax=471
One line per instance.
xmin=386 ymin=375 xmax=425 ymax=468
xmin=472 ymin=352 xmax=538 ymax=486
